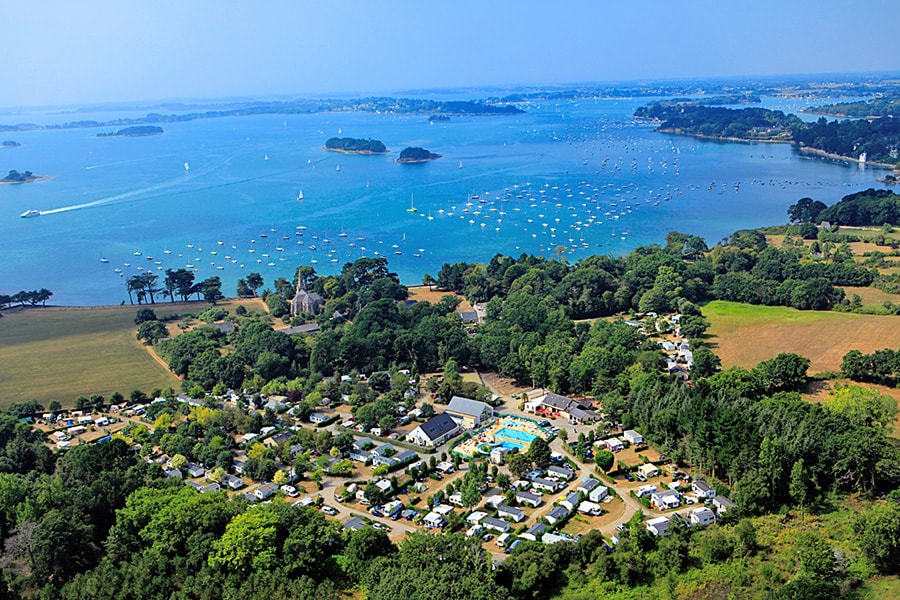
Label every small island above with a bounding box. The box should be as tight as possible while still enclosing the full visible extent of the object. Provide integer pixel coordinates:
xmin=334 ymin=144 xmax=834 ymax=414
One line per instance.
xmin=428 ymin=115 xmax=451 ymax=123
xmin=398 ymin=146 xmax=441 ymax=163
xmin=2 ymin=140 xmax=21 ymax=148
xmin=1 ymin=169 xmax=50 ymax=184
xmin=97 ymin=125 xmax=164 ymax=138
xmin=324 ymin=137 xmax=388 ymax=154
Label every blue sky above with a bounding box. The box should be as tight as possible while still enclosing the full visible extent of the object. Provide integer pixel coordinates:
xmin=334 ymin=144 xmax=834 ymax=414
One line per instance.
xmin=4 ymin=0 xmax=899 ymax=107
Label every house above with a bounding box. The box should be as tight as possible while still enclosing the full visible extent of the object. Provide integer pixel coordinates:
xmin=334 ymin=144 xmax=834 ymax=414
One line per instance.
xmin=406 ymin=413 xmax=461 ymax=447
xmin=445 ymin=396 xmax=494 ymax=429
xmin=588 ymin=485 xmax=609 ymax=504
xmin=467 ymin=511 xmax=488 ymax=524
xmin=434 ymin=504 xmax=454 ymax=516
xmin=546 ymin=465 xmax=575 ymax=481
xmin=542 ymin=533 xmax=570 ymax=545
xmin=290 ymin=279 xmax=324 ymax=316
xmin=255 ymin=482 xmax=278 ymax=501
xmin=232 ymin=456 xmax=247 ymax=474
xmin=370 ymin=443 xmax=399 ymax=467
xmin=692 ymin=480 xmax=716 ymax=499
xmin=516 ymin=491 xmax=543 ymax=508
xmin=712 ymin=495 xmax=738 ymax=515
xmin=374 ymin=479 xmax=393 ymax=495
xmin=383 ymin=500 xmax=404 ymax=517
xmin=198 ymin=482 xmax=220 ymax=494
xmin=481 ymin=517 xmax=511 ymax=533
xmin=459 ymin=310 xmax=479 ymax=324
xmin=561 ymin=491 xmax=582 ymax=512
xmin=650 ymin=489 xmax=681 ymax=510
xmin=435 ymin=461 xmax=456 ymax=474
xmin=498 ymin=505 xmax=525 ymax=523
xmin=520 ymin=522 xmax=548 ymax=542
xmin=623 ymin=430 xmax=644 ymax=445
xmin=343 ymin=516 xmax=367 ymax=531
xmin=637 ymin=463 xmax=659 ymax=479
xmin=423 ymin=512 xmax=446 ymax=529
xmin=525 ymin=392 xmax=594 ymax=423
xmin=309 ymin=412 xmax=330 ymax=424
xmin=485 ymin=495 xmax=506 ymax=510
xmin=209 ymin=321 xmax=235 ymax=334
xmin=349 ymin=439 xmax=374 ymax=463
xmin=490 ymin=446 xmax=511 ymax=465
xmin=646 ymin=516 xmax=671 ymax=537
xmin=690 ymin=507 xmax=716 ymax=527
xmin=223 ymin=474 xmax=245 ymax=490
xmin=578 ymin=501 xmax=603 ymax=516
xmin=636 ymin=485 xmax=658 ymax=498
xmin=185 ymin=463 xmax=205 ymax=478
xmin=578 ymin=478 xmax=602 ymax=496
xmin=531 ymin=477 xmax=560 ymax=494
xmin=164 ymin=469 xmax=182 ymax=479
xmin=599 ymin=437 xmax=624 ymax=452
xmin=466 ymin=524 xmax=483 ymax=538
xmin=545 ymin=506 xmax=569 ymax=525
xmin=278 ymin=323 xmax=321 ymax=335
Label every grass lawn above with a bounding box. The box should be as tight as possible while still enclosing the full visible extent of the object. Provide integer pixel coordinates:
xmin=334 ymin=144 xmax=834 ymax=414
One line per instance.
xmin=703 ymin=300 xmax=900 ymax=375
xmin=0 ymin=298 xmax=264 ymax=409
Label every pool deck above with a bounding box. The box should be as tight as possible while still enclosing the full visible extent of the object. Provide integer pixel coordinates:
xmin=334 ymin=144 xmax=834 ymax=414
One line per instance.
xmin=453 ymin=414 xmax=553 ymax=458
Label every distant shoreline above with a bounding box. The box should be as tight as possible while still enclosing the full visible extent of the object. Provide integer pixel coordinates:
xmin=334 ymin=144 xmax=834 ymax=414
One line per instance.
xmin=797 ymin=146 xmax=895 ymax=169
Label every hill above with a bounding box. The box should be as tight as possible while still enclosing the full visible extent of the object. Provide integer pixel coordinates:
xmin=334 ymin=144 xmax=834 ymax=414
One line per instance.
xmin=324 ymin=137 xmax=388 ymax=154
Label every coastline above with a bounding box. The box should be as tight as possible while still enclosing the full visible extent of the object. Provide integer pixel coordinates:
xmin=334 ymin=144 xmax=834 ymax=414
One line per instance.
xmin=797 ymin=146 xmax=895 ymax=169
xmin=656 ymin=128 xmax=791 ymax=144
xmin=323 ymin=147 xmax=391 ymax=155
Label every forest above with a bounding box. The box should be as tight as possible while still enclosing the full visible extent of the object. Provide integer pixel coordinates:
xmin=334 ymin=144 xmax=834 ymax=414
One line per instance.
xmin=324 ymin=137 xmax=387 ymax=154
xmin=635 ymin=102 xmax=900 ymax=165
xmin=397 ymin=147 xmax=440 ymax=163
xmin=805 ymin=96 xmax=900 ymax=118
xmin=2 ymin=204 xmax=900 ymax=597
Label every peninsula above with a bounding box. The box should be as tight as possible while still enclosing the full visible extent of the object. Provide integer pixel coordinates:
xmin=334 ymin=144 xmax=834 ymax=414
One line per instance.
xmin=324 ymin=137 xmax=388 ymax=154
xmin=398 ymin=146 xmax=441 ymax=163
xmin=96 ymin=125 xmax=164 ymax=138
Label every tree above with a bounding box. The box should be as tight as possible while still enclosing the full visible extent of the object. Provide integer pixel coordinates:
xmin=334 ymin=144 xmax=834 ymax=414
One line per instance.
xmin=246 ymin=272 xmax=264 ymax=296
xmin=170 ymin=453 xmax=187 ymax=470
xmin=595 ymin=449 xmax=614 ymax=472
xmin=236 ymin=278 xmax=253 ymax=298
xmin=854 ymin=501 xmax=900 ymax=574
xmin=134 ymin=307 xmax=157 ymax=324
xmin=678 ymin=315 xmax=710 ymax=338
xmin=796 ymin=532 xmax=836 ymax=580
xmin=30 ymin=510 xmax=99 ymax=586
xmin=198 ymin=277 xmax=224 ymax=304
xmin=525 ymin=437 xmax=551 ymax=469
xmin=789 ymin=458 xmax=813 ymax=519
xmin=691 ymin=346 xmax=721 ymax=379
xmin=137 ymin=320 xmax=168 ymax=344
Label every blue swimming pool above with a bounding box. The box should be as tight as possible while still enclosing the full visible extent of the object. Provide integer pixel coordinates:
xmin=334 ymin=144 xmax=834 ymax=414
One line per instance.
xmin=495 ymin=427 xmax=539 ymax=444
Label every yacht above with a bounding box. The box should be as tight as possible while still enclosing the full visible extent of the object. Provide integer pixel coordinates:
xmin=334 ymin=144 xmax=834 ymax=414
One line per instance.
xmin=20 ymin=210 xmax=40 ymax=218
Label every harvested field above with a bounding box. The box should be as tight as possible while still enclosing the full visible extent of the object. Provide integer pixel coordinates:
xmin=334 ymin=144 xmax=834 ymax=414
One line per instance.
xmin=407 ymin=286 xmax=472 ymax=312
xmin=704 ymin=300 xmax=900 ymax=375
xmin=0 ymin=298 xmax=264 ymax=408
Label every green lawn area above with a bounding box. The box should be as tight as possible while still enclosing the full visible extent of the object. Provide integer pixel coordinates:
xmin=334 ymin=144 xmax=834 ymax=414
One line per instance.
xmin=703 ymin=300 xmax=900 ymax=374
xmin=0 ymin=304 xmax=184 ymax=409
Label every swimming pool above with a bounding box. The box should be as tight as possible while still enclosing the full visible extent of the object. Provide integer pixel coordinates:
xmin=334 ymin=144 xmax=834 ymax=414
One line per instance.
xmin=495 ymin=427 xmax=539 ymax=444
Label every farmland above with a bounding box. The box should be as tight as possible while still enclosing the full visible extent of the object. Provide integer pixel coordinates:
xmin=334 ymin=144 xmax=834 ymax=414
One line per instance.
xmin=703 ymin=300 xmax=900 ymax=374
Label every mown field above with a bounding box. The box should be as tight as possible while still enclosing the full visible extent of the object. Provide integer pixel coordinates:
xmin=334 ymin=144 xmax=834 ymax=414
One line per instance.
xmin=0 ymin=299 xmax=264 ymax=409
xmin=704 ymin=300 xmax=900 ymax=375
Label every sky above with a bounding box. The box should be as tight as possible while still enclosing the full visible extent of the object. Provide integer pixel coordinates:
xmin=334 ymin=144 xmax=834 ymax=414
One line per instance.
xmin=3 ymin=0 xmax=900 ymax=107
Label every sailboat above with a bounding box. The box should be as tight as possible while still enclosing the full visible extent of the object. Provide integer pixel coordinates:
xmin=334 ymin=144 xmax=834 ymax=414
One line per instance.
xmin=184 ymin=162 xmax=190 ymax=171
xmin=297 ymin=189 xmax=304 ymax=201
xmin=336 ymin=165 xmax=341 ymax=172
xmin=406 ymin=194 xmax=417 ymax=213
xmin=99 ymin=255 xmax=109 ymax=264
xmin=459 ymin=160 xmax=463 ymax=169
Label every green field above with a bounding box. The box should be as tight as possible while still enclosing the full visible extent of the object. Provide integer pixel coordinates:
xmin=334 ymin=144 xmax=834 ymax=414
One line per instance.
xmin=703 ymin=300 xmax=900 ymax=374
xmin=0 ymin=304 xmax=183 ymax=408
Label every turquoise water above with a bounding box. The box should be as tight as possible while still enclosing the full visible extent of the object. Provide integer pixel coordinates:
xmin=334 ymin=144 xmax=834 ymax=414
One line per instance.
xmin=495 ymin=427 xmax=539 ymax=444
xmin=1 ymin=95 xmax=887 ymax=305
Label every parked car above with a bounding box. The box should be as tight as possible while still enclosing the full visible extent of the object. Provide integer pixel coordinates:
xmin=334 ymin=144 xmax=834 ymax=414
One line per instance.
xmin=481 ymin=533 xmax=494 ymax=542
xmin=281 ymin=485 xmax=298 ymax=497
xmin=624 ymin=473 xmax=634 ymax=481
xmin=538 ymin=420 xmax=551 ymax=427
xmin=321 ymin=506 xmax=337 ymax=515
xmin=370 ymin=509 xmax=384 ymax=518
xmin=615 ymin=524 xmax=626 ymax=531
